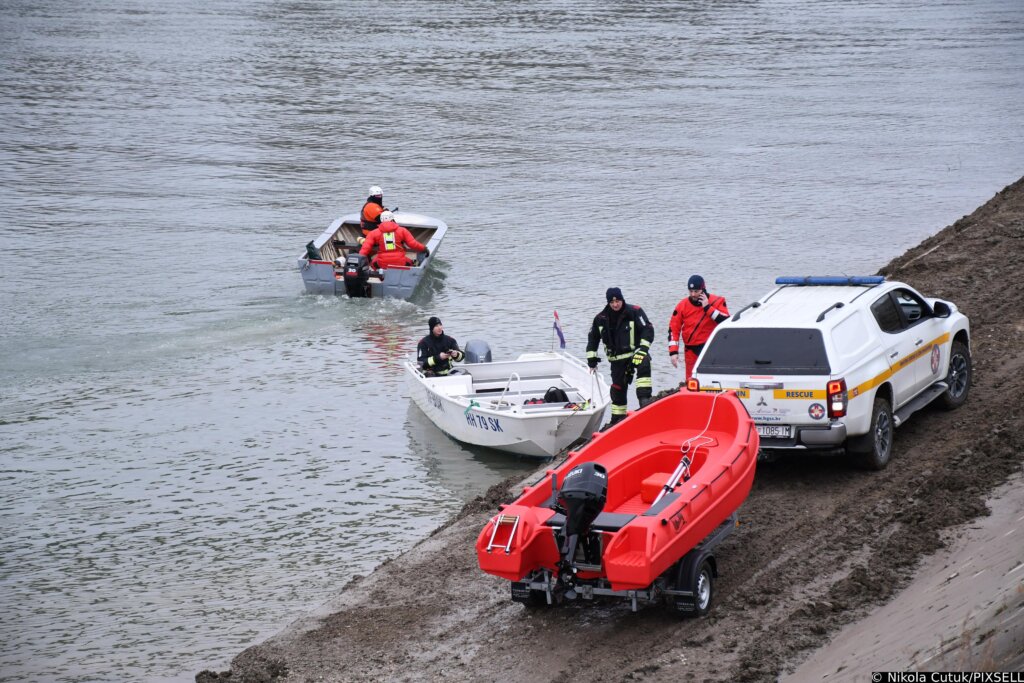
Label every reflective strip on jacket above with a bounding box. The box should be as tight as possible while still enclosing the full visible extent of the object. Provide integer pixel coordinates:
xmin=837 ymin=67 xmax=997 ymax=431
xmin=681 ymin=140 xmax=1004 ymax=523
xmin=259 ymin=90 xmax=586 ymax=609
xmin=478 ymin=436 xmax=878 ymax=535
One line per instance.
xmin=359 ymin=221 xmax=426 ymax=268
xmin=586 ymin=304 xmax=654 ymax=361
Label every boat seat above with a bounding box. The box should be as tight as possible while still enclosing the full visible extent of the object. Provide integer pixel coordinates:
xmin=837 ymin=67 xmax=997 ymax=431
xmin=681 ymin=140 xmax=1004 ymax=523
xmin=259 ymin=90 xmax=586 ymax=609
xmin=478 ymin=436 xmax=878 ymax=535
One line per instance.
xmin=456 ymin=388 xmax=579 ymax=400
xmin=544 ymin=511 xmax=636 ymax=532
xmin=640 ymin=472 xmax=674 ymax=504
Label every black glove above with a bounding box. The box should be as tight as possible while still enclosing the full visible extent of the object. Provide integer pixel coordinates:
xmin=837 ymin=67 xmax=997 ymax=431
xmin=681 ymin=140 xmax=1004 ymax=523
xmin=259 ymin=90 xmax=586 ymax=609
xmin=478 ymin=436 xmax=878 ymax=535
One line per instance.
xmin=587 ymin=357 xmax=599 ymax=369
xmin=423 ymin=247 xmax=430 ymax=258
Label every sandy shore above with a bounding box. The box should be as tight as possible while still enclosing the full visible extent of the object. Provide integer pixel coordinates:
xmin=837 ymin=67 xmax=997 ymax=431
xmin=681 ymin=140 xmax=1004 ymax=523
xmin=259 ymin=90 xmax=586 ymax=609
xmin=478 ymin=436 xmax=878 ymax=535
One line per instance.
xmin=198 ymin=176 xmax=1024 ymax=682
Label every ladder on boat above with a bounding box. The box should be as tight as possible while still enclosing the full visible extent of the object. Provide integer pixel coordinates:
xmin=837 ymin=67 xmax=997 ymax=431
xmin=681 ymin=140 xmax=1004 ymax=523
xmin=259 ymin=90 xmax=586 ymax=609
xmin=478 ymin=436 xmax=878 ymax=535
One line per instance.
xmin=484 ymin=514 xmax=520 ymax=554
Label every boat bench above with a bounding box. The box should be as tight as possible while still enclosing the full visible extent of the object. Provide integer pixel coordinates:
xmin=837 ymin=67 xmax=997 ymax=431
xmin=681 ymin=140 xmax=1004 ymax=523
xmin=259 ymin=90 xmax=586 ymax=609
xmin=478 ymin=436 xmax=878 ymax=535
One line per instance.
xmin=456 ymin=387 xmax=579 ymax=401
xmin=544 ymin=511 xmax=636 ymax=532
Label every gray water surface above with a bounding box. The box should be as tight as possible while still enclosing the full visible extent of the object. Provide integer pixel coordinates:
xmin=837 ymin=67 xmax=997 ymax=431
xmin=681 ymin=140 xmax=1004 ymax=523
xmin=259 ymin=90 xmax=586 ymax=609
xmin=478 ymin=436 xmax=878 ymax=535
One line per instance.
xmin=2 ymin=1 xmax=1023 ymax=680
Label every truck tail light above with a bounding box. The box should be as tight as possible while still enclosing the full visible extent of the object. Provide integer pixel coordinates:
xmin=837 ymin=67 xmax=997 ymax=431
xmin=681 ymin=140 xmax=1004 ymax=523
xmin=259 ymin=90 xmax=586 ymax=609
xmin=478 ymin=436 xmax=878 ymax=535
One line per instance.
xmin=686 ymin=378 xmax=700 ymax=392
xmin=827 ymin=379 xmax=848 ymax=418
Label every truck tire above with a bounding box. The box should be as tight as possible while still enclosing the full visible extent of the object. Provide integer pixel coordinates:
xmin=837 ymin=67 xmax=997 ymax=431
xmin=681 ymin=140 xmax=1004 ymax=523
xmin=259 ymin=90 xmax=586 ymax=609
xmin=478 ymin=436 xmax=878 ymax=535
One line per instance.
xmin=940 ymin=340 xmax=971 ymax=410
xmin=849 ymin=396 xmax=893 ymax=470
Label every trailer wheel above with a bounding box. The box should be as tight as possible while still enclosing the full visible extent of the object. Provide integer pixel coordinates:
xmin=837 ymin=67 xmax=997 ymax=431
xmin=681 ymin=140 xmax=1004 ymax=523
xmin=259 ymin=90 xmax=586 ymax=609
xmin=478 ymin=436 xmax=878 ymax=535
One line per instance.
xmin=690 ymin=560 xmax=714 ymax=617
xmin=670 ymin=558 xmax=715 ymax=618
xmin=521 ymin=589 xmax=553 ymax=609
xmin=511 ymin=581 xmax=555 ymax=609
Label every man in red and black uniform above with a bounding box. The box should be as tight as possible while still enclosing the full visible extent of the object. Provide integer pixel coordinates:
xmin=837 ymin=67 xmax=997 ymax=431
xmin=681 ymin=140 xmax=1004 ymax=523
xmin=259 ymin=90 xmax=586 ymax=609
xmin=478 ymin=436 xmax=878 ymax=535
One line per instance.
xmin=586 ymin=287 xmax=655 ymax=426
xmin=359 ymin=211 xmax=429 ymax=269
xmin=668 ymin=274 xmax=730 ymax=381
xmin=360 ymin=186 xmax=386 ymax=236
xmin=417 ymin=316 xmax=464 ymax=376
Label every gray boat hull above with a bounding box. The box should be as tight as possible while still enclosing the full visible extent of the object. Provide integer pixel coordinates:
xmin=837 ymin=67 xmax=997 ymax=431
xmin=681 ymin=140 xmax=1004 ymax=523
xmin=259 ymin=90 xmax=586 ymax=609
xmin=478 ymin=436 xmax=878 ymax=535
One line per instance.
xmin=298 ymin=211 xmax=447 ymax=299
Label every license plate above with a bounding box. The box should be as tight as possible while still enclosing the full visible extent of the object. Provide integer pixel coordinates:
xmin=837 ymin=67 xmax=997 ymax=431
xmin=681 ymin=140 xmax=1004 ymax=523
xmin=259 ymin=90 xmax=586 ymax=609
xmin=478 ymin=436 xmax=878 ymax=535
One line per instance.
xmin=756 ymin=424 xmax=792 ymax=438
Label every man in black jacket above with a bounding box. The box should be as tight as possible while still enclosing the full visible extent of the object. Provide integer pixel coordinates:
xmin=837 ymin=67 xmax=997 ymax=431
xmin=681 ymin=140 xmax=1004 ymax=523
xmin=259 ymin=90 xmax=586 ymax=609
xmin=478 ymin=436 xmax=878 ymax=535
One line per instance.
xmin=417 ymin=316 xmax=464 ymax=376
xmin=586 ymin=287 xmax=655 ymax=426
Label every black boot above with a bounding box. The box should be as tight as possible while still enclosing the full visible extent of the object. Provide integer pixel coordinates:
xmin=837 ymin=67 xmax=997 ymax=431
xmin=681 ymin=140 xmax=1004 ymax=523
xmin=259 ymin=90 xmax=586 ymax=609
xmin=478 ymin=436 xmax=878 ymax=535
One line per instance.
xmin=603 ymin=413 xmax=626 ymax=430
xmin=638 ymin=395 xmax=653 ymax=408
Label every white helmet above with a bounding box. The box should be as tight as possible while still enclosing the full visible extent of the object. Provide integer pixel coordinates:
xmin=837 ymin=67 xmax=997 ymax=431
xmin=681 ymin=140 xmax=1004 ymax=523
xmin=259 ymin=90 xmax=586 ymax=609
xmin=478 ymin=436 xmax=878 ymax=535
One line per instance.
xmin=379 ymin=210 xmax=394 ymax=223
xmin=368 ymin=185 xmax=383 ymax=197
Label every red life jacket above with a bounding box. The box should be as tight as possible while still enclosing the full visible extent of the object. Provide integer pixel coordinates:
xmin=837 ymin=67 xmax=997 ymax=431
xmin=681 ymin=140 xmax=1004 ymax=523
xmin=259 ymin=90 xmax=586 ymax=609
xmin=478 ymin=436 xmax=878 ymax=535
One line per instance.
xmin=358 ymin=221 xmax=426 ymax=268
xmin=360 ymin=201 xmax=384 ymax=235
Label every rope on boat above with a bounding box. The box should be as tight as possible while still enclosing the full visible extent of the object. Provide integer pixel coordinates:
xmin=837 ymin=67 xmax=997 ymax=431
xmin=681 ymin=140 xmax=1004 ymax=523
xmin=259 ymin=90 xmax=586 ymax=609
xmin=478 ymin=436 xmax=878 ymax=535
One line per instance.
xmin=653 ymin=390 xmax=724 ymax=505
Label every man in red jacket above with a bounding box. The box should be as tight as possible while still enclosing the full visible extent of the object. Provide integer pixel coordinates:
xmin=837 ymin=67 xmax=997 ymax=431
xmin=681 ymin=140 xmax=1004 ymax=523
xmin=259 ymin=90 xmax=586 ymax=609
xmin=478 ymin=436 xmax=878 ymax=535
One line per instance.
xmin=667 ymin=275 xmax=730 ymax=381
xmin=358 ymin=211 xmax=428 ymax=269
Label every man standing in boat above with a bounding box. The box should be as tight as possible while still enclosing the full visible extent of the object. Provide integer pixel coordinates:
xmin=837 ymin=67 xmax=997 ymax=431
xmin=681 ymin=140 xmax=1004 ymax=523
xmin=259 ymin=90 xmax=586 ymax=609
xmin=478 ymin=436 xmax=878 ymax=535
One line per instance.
xmin=586 ymin=287 xmax=655 ymax=426
xmin=667 ymin=274 xmax=730 ymax=382
xmin=359 ymin=211 xmax=429 ymax=270
xmin=418 ymin=316 xmax=464 ymax=376
xmin=360 ymin=186 xmax=387 ymax=236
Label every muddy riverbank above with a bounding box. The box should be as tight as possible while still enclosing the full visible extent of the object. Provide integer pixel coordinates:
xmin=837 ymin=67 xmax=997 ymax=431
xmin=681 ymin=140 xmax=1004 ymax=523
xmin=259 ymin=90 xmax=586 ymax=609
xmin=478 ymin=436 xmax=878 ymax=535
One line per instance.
xmin=198 ymin=176 xmax=1024 ymax=682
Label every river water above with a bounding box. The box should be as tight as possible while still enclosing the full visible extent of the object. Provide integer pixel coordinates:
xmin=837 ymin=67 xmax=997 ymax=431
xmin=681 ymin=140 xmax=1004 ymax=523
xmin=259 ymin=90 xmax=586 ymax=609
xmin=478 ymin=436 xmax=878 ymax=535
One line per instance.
xmin=1 ymin=1 xmax=1022 ymax=680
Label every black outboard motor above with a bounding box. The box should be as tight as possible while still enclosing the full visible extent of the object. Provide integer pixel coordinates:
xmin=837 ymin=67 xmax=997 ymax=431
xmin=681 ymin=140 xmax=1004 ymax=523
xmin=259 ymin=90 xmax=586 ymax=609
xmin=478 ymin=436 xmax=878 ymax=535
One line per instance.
xmin=463 ymin=339 xmax=493 ymax=364
xmin=556 ymin=462 xmax=607 ymax=590
xmin=342 ymin=253 xmax=372 ymax=298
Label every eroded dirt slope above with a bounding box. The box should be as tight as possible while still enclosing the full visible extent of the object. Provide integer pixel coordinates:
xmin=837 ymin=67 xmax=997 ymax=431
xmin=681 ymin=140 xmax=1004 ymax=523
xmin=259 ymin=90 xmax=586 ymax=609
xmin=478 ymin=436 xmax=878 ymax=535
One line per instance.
xmin=198 ymin=177 xmax=1024 ymax=682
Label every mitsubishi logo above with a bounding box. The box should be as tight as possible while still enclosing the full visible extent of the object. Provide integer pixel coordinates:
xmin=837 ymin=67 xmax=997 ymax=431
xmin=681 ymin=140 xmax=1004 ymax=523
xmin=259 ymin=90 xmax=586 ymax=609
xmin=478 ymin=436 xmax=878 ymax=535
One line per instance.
xmin=757 ymin=396 xmax=768 ymax=407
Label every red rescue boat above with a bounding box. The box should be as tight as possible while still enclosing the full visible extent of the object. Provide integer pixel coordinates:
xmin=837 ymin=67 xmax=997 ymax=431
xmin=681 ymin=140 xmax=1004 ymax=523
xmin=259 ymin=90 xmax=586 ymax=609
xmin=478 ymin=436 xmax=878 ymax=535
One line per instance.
xmin=475 ymin=389 xmax=758 ymax=615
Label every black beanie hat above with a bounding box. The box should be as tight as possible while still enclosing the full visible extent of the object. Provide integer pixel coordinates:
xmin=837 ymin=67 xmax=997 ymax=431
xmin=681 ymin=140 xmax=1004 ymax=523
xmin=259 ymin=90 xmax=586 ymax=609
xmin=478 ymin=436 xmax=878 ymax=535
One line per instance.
xmin=606 ymin=287 xmax=624 ymax=303
xmin=687 ymin=274 xmax=706 ymax=291
xmin=428 ymin=316 xmax=442 ymax=331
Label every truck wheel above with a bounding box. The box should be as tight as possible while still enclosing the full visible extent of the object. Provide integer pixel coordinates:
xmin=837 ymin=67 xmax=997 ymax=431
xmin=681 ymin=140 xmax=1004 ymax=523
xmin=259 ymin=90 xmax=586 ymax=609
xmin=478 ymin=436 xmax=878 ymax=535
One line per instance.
xmin=849 ymin=396 xmax=893 ymax=470
xmin=940 ymin=341 xmax=971 ymax=410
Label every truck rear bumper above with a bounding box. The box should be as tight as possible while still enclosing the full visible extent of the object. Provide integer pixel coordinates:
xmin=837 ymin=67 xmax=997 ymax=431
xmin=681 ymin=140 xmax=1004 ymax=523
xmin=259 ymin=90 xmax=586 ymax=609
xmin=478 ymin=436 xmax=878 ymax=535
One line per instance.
xmin=799 ymin=422 xmax=847 ymax=446
xmin=759 ymin=422 xmax=847 ymax=449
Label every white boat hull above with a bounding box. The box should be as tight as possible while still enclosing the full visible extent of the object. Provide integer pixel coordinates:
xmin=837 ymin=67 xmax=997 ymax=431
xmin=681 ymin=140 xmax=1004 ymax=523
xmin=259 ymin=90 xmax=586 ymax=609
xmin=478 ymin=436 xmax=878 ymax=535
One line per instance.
xmin=406 ymin=352 xmax=611 ymax=457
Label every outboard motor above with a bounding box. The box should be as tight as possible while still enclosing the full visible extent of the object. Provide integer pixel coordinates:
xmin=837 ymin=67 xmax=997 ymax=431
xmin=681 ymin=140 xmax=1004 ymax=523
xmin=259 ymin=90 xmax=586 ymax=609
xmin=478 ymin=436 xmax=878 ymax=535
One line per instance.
xmin=556 ymin=462 xmax=607 ymax=591
xmin=463 ymin=339 xmax=492 ymax=364
xmin=342 ymin=253 xmax=372 ymax=298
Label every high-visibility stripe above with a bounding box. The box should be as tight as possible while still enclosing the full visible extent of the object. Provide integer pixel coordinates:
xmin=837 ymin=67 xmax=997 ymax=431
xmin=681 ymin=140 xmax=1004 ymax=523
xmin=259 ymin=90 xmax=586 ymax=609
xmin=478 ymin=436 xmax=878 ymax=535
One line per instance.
xmin=608 ymin=352 xmax=633 ymax=361
xmin=611 ymin=404 xmax=628 ymax=415
xmin=629 ymin=321 xmax=635 ymax=347
xmin=849 ymin=332 xmax=950 ymax=400
xmin=635 ymin=377 xmax=652 ymax=388
xmin=773 ymin=389 xmax=826 ymax=400
xmin=640 ymin=339 xmax=652 ymax=349
xmin=697 ymin=387 xmax=750 ymax=399
xmin=427 ymin=357 xmax=436 ymax=367
xmin=586 ymin=351 xmax=598 ymax=359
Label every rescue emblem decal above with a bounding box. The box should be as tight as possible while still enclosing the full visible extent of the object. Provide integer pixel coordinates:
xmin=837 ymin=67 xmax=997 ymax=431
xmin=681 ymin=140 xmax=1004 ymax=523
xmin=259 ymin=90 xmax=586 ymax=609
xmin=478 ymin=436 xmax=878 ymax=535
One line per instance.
xmin=808 ymin=403 xmax=826 ymax=420
xmin=930 ymin=345 xmax=940 ymax=374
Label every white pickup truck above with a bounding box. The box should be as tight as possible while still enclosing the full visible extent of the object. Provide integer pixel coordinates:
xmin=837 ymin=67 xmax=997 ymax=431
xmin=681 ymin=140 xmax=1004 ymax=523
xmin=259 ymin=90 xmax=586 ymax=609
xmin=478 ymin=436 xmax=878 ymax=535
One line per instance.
xmin=690 ymin=276 xmax=971 ymax=469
